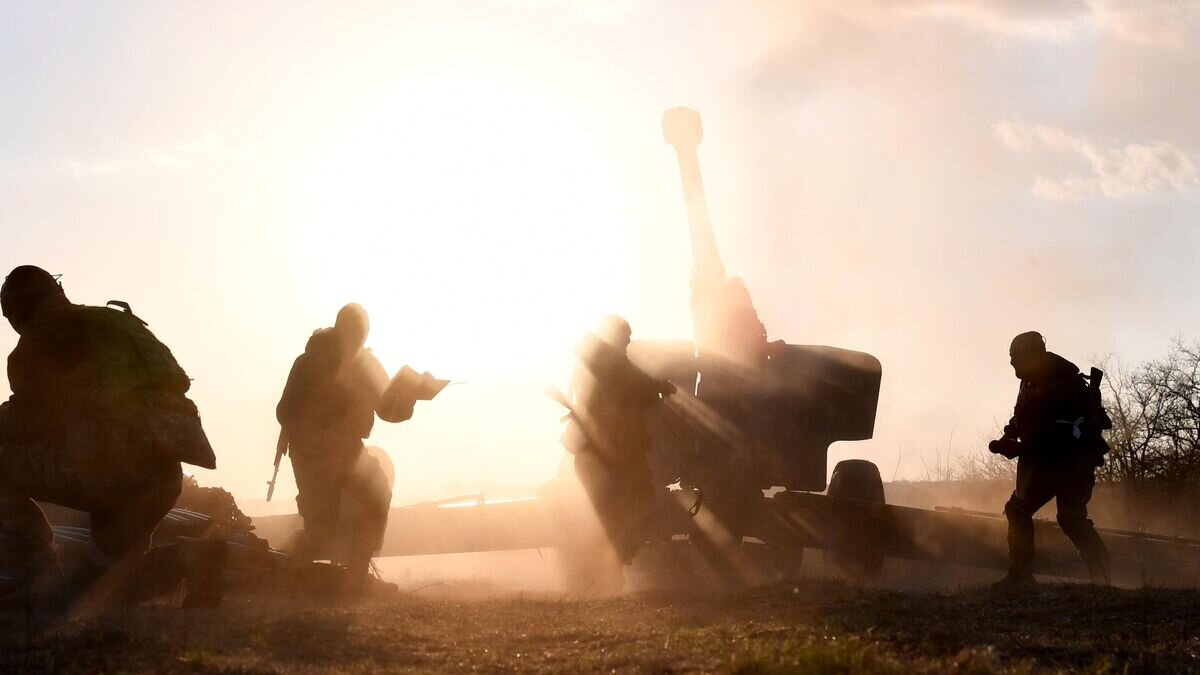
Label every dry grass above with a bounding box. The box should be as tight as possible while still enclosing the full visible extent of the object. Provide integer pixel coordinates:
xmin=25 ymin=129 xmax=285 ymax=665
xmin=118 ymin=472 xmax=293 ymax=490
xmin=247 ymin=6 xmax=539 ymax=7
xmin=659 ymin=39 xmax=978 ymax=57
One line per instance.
xmin=1 ymin=579 xmax=1197 ymax=673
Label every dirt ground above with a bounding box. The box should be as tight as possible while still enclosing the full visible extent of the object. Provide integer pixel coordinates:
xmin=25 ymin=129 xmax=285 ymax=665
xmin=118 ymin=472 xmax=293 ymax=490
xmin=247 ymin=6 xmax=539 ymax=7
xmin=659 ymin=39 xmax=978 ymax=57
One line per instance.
xmin=2 ymin=578 xmax=1197 ymax=674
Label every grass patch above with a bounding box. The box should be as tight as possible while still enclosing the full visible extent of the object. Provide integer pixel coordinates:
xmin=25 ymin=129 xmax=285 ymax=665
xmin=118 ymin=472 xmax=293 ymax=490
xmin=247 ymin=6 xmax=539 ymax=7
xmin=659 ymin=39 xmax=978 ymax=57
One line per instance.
xmin=0 ymin=580 xmax=1196 ymax=673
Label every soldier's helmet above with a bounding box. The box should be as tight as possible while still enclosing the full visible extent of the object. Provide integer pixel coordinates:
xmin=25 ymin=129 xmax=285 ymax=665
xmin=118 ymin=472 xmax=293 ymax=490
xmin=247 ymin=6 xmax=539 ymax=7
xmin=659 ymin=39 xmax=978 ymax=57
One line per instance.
xmin=335 ymin=302 xmax=370 ymax=349
xmin=1008 ymin=331 xmax=1047 ymax=380
xmin=1 ymin=265 xmax=67 ymax=330
xmin=1009 ymin=331 xmax=1046 ymax=358
xmin=597 ymin=314 xmax=632 ymax=349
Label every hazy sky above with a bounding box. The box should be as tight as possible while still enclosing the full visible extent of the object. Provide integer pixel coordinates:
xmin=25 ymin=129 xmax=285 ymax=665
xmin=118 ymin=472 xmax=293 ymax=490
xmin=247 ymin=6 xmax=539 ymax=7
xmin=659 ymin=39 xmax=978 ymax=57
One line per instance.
xmin=2 ymin=1 xmax=1198 ymax=507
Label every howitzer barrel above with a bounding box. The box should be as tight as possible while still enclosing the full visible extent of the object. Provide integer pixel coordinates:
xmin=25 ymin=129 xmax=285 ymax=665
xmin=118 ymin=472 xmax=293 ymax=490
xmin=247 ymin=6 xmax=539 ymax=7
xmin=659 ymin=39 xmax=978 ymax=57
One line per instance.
xmin=662 ymin=107 xmax=725 ymax=286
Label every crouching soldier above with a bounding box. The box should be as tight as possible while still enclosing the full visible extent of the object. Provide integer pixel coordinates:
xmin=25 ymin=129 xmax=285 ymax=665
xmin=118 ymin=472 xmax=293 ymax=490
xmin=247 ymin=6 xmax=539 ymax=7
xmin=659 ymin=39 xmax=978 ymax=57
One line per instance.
xmin=276 ymin=303 xmax=436 ymax=596
xmin=0 ymin=266 xmax=222 ymax=611
xmin=990 ymin=331 xmax=1111 ymax=585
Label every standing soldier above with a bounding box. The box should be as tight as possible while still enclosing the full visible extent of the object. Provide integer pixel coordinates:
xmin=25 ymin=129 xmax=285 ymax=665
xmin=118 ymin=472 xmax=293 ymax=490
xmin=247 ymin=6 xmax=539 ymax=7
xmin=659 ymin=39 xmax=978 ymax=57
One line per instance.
xmin=989 ymin=331 xmax=1111 ymax=585
xmin=561 ymin=315 xmax=675 ymax=589
xmin=0 ymin=265 xmax=221 ymax=609
xmin=276 ymin=303 xmax=432 ymax=595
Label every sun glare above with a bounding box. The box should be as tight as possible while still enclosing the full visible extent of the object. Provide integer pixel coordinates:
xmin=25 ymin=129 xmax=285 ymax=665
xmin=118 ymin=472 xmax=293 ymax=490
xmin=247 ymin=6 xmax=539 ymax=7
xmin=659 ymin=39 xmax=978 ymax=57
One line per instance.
xmin=293 ymin=72 xmax=634 ymax=379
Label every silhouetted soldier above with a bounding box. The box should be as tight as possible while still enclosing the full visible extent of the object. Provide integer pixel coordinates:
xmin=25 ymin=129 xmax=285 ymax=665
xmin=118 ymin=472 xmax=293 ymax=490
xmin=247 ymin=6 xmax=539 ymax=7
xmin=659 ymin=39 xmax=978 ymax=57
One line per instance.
xmin=0 ymin=265 xmax=220 ymax=608
xmin=990 ymin=331 xmax=1111 ymax=585
xmin=276 ymin=303 xmax=411 ymax=595
xmin=563 ymin=315 xmax=675 ymax=577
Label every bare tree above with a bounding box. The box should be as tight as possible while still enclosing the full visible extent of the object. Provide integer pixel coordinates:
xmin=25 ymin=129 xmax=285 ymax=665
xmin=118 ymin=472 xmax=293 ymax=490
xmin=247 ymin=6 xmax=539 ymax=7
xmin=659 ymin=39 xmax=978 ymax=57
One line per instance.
xmin=1098 ymin=355 xmax=1163 ymax=483
xmin=952 ymin=428 xmax=1017 ymax=483
xmin=955 ymin=447 xmax=1017 ymax=482
xmin=1098 ymin=339 xmax=1200 ymax=487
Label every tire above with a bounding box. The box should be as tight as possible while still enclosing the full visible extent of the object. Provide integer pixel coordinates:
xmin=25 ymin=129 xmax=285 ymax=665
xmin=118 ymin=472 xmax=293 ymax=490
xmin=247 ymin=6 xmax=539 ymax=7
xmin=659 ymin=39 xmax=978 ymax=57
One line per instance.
xmin=826 ymin=459 xmax=885 ymax=579
xmin=828 ymin=459 xmax=885 ymax=504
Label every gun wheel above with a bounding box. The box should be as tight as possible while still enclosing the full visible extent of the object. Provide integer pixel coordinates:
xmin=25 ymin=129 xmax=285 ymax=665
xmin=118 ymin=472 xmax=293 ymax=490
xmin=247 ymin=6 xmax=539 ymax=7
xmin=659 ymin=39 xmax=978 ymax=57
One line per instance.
xmin=825 ymin=459 xmax=886 ymax=580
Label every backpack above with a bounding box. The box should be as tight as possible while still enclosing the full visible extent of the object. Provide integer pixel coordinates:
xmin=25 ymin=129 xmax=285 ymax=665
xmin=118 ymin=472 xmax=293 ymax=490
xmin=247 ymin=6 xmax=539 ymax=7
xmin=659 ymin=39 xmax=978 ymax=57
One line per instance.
xmin=104 ymin=301 xmax=216 ymax=469
xmin=1081 ymin=367 xmax=1113 ymax=463
xmin=98 ymin=300 xmax=192 ymax=396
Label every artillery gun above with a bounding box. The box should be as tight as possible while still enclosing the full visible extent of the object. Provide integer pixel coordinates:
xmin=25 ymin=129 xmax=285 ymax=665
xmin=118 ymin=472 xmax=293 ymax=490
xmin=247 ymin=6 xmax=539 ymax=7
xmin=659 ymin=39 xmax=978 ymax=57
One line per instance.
xmin=637 ymin=107 xmax=882 ymax=495
xmin=617 ymin=107 xmax=884 ymax=580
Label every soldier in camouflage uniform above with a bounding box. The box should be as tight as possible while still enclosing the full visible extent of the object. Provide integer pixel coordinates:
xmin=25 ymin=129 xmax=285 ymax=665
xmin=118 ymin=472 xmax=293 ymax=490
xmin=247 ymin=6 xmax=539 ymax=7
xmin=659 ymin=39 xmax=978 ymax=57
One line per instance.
xmin=0 ymin=266 xmax=219 ymax=607
xmin=276 ymin=303 xmax=401 ymax=595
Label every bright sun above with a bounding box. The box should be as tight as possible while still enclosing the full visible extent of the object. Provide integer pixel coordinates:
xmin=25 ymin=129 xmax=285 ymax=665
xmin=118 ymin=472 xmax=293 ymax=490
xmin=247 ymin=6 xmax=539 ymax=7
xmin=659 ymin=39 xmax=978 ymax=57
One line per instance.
xmin=293 ymin=71 xmax=635 ymax=380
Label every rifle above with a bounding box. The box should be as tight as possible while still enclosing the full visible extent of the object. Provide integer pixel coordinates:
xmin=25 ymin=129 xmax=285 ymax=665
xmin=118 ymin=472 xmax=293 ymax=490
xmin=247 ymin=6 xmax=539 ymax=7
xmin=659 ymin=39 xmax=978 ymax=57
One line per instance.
xmin=545 ymin=375 xmax=677 ymax=457
xmin=266 ymin=428 xmax=288 ymax=502
xmin=545 ymin=385 xmax=595 ymax=455
xmin=1088 ymin=367 xmax=1113 ymax=430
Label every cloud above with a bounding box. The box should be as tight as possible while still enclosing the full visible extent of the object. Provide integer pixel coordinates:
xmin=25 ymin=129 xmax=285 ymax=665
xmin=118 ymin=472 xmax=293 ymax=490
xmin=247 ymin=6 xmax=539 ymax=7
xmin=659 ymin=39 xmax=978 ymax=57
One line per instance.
xmin=49 ymin=132 xmax=238 ymax=179
xmin=887 ymin=0 xmax=1086 ymax=40
xmin=827 ymin=0 xmax=1199 ymax=46
xmin=995 ymin=119 xmax=1199 ymax=200
xmin=1088 ymin=0 xmax=1200 ymax=48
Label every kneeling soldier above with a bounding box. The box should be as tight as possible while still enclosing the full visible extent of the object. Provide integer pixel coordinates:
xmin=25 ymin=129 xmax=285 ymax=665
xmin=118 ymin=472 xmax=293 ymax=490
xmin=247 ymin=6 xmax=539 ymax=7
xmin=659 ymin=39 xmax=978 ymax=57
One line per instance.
xmin=0 ymin=266 xmax=220 ymax=610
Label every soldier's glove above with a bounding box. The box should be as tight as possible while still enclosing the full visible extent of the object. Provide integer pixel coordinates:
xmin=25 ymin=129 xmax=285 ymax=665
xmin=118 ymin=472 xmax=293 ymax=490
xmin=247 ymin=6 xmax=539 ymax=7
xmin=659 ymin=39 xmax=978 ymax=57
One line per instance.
xmin=988 ymin=438 xmax=1021 ymax=460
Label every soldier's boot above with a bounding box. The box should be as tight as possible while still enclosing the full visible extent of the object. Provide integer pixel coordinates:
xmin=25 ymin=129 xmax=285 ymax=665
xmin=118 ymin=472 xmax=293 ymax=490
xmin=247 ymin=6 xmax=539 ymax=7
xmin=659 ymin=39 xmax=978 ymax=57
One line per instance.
xmin=339 ymin=556 xmax=370 ymax=599
xmin=1058 ymin=515 xmax=1112 ymax=585
xmin=993 ymin=568 xmax=1037 ymax=588
xmin=340 ymin=486 xmax=394 ymax=599
xmin=0 ymin=497 xmax=64 ymax=609
xmin=998 ymin=550 xmax=1036 ymax=586
xmin=1075 ymin=535 xmax=1112 ymax=585
xmin=999 ymin=499 xmax=1037 ymax=588
xmin=1085 ymin=554 xmax=1112 ymax=586
xmin=339 ymin=551 xmax=399 ymax=599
